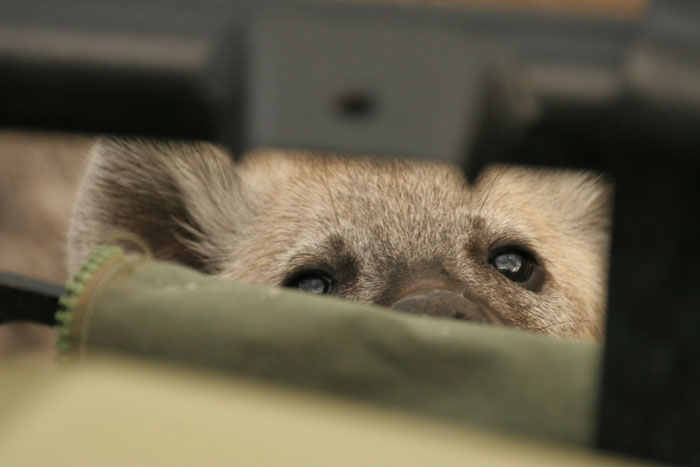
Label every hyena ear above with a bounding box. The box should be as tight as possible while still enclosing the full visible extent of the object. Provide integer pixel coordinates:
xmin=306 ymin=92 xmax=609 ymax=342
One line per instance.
xmin=67 ymin=138 xmax=247 ymax=275
xmin=553 ymin=170 xmax=613 ymax=246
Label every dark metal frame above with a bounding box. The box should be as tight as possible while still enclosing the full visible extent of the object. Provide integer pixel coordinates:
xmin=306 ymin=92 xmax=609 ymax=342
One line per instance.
xmin=0 ymin=273 xmax=61 ymax=326
xmin=1 ymin=0 xmax=698 ymax=463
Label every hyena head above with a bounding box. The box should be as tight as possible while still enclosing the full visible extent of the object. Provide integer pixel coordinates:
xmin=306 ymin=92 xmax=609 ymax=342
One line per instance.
xmin=68 ymin=138 xmax=611 ymax=341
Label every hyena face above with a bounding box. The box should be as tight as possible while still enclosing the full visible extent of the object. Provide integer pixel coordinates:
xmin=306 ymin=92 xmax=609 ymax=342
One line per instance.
xmin=69 ymin=139 xmax=611 ymax=341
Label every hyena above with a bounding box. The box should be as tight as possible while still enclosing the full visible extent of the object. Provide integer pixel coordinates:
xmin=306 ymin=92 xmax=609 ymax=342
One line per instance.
xmin=68 ymin=138 xmax=611 ymax=341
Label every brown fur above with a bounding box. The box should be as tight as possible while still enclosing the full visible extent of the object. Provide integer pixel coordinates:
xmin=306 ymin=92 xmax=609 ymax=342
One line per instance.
xmin=69 ymin=138 xmax=611 ymax=341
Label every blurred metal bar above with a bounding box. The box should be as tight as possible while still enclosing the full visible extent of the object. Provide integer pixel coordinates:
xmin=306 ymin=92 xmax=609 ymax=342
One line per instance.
xmin=0 ymin=272 xmax=62 ymax=326
xmin=594 ymin=2 xmax=700 ymax=465
xmin=0 ymin=0 xmax=637 ymax=163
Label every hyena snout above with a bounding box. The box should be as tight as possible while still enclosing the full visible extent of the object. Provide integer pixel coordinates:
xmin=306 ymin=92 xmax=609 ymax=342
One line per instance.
xmin=391 ymin=290 xmax=497 ymax=324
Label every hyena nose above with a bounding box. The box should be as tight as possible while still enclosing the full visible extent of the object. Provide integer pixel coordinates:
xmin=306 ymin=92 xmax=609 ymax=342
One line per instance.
xmin=391 ymin=290 xmax=491 ymax=323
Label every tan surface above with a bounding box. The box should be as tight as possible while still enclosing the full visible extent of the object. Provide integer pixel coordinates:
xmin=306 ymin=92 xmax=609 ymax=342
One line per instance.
xmin=377 ymin=0 xmax=646 ymax=18
xmin=0 ymin=130 xmax=89 ymax=357
xmin=0 ymin=130 xmax=89 ymax=283
xmin=0 ymin=356 xmax=640 ymax=467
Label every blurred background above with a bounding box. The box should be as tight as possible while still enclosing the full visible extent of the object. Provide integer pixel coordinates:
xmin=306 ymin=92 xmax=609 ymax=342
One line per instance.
xmin=0 ymin=0 xmax=646 ymax=357
xmin=0 ymin=131 xmax=89 ymax=357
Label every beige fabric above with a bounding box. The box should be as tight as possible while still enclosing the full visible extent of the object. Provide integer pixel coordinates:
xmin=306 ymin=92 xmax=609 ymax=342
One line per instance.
xmin=0 ymin=357 xmax=638 ymax=467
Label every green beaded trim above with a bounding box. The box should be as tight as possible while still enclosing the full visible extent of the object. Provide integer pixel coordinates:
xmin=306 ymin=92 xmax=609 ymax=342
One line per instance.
xmin=54 ymin=246 xmax=124 ymax=359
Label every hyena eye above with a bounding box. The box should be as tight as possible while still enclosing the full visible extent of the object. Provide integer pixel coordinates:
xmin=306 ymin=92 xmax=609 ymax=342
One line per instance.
xmin=489 ymin=249 xmax=535 ymax=283
xmin=283 ymin=271 xmax=335 ymax=295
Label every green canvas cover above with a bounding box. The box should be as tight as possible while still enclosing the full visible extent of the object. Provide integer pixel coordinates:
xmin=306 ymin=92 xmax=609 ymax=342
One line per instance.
xmin=56 ymin=246 xmax=601 ymax=446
